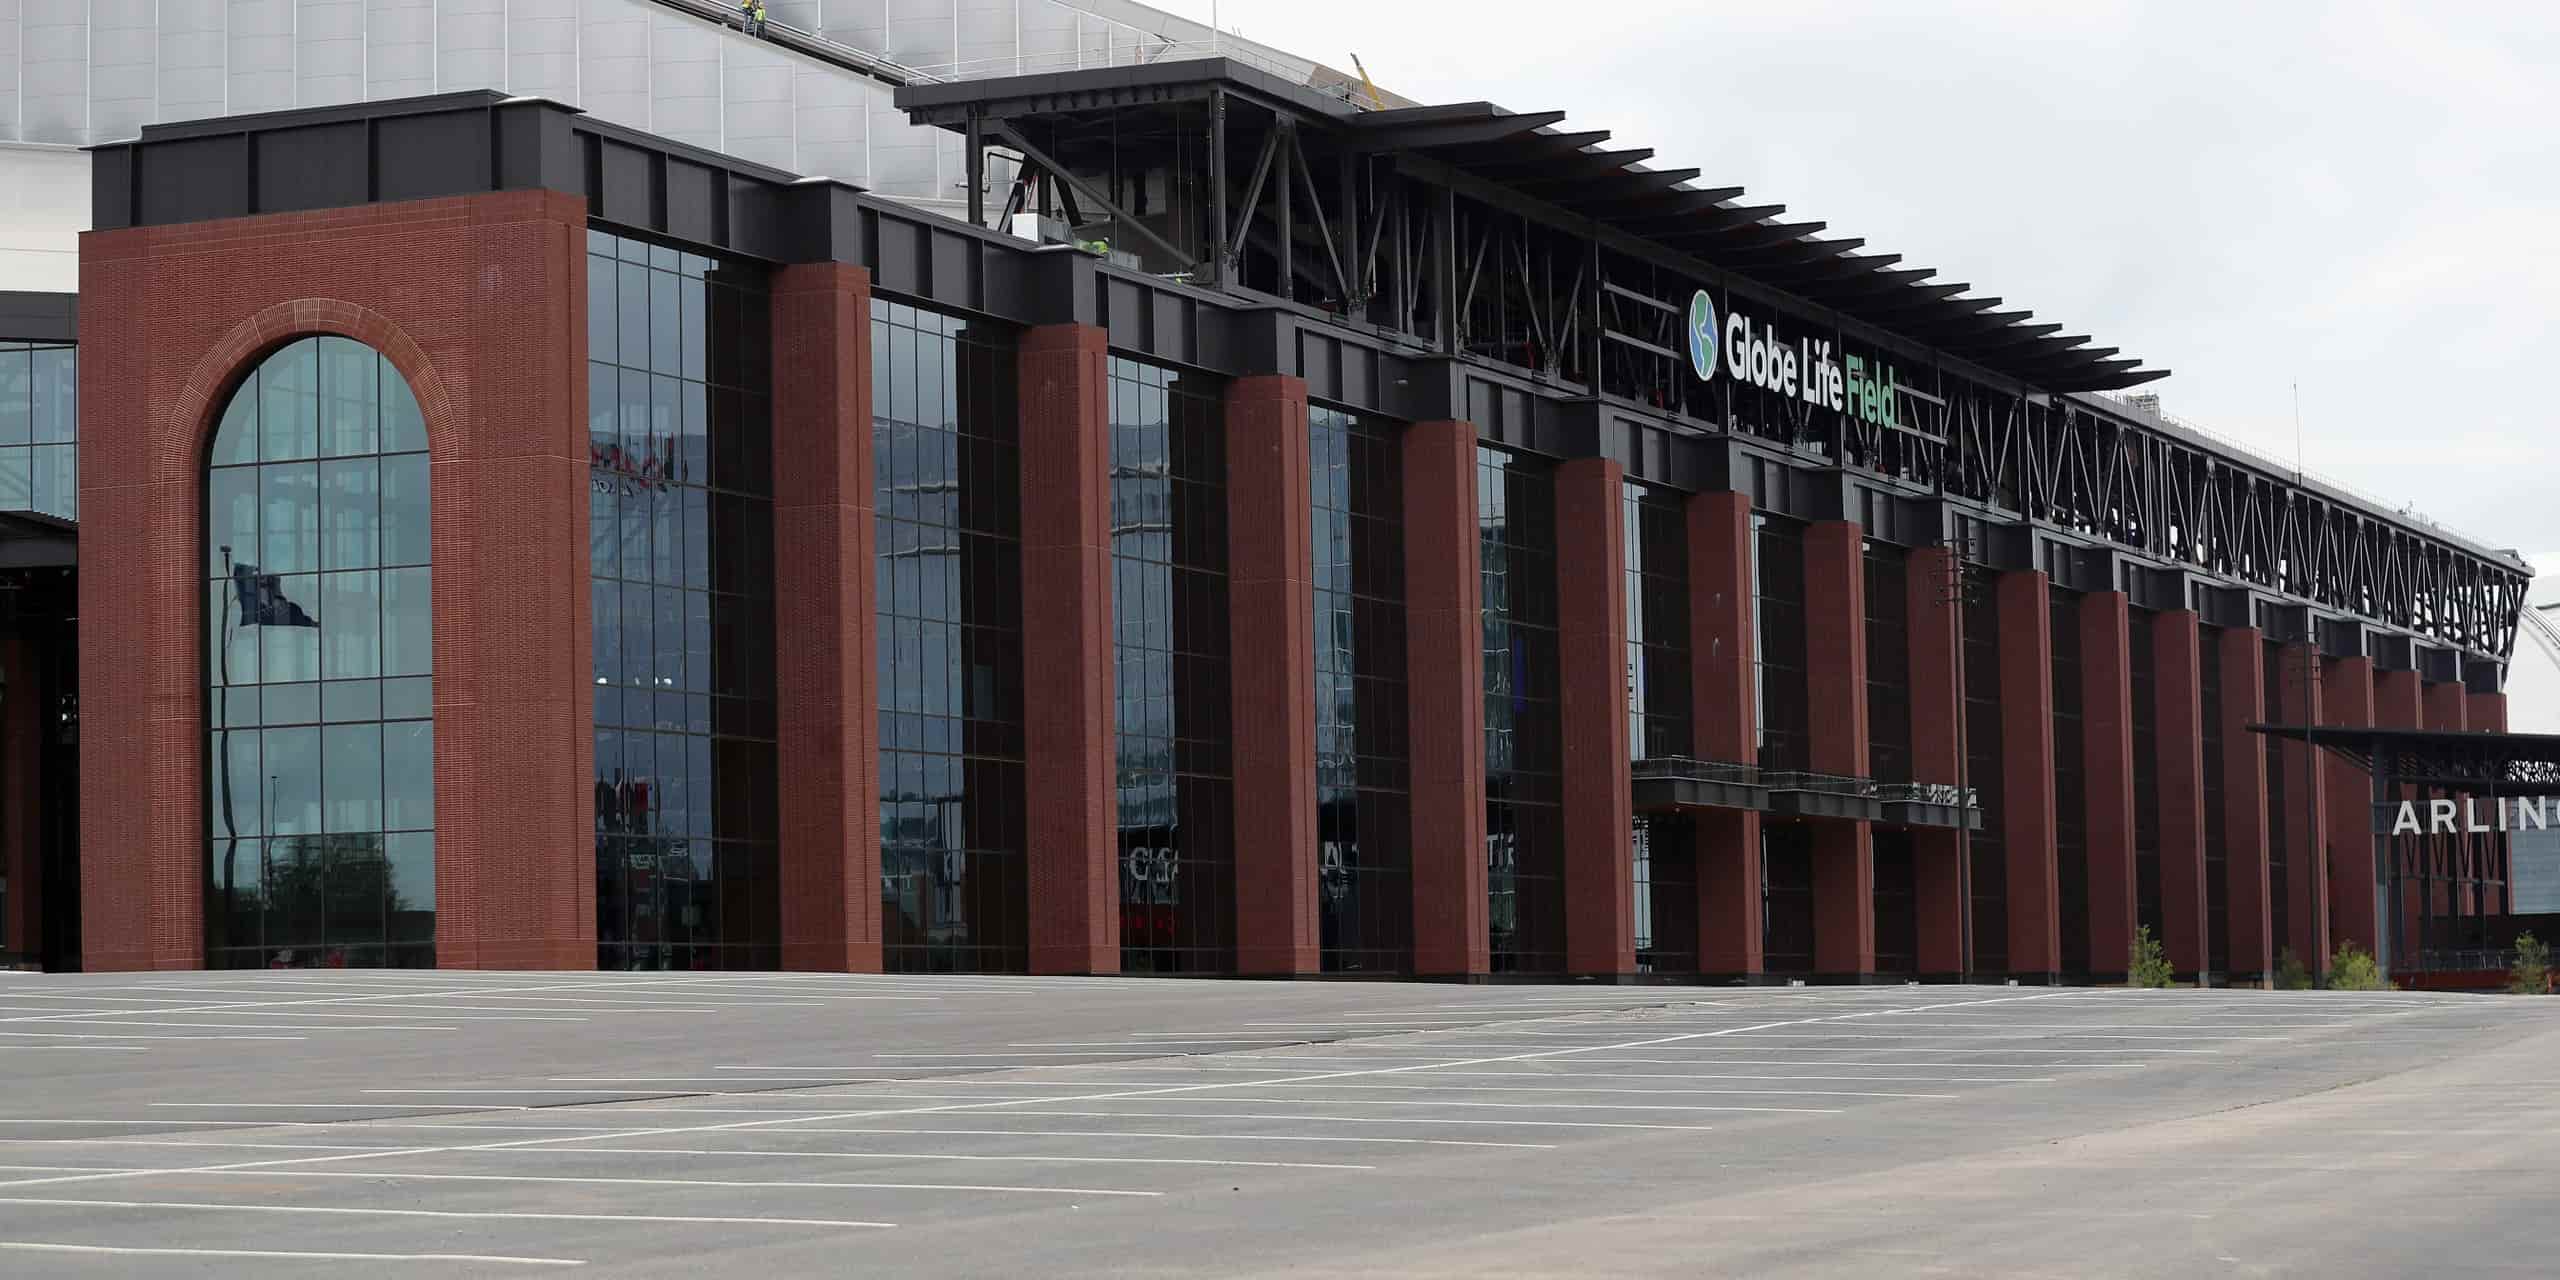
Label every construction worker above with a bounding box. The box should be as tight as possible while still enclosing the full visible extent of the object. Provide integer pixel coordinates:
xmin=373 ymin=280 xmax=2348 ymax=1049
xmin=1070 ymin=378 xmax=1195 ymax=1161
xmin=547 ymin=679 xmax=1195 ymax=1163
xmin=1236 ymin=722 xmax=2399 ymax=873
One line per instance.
xmin=750 ymin=0 xmax=767 ymax=35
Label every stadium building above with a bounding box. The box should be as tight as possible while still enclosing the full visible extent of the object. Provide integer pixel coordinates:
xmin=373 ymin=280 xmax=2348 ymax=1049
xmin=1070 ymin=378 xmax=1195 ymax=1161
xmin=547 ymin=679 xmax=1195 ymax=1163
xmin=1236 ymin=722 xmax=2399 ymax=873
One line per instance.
xmin=0 ymin=4 xmax=2539 ymax=982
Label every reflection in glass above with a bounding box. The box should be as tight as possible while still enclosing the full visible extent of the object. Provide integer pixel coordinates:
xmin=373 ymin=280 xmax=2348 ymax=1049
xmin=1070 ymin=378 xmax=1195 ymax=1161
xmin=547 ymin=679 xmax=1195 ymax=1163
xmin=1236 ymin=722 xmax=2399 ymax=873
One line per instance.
xmin=1480 ymin=445 xmax=1563 ymax=973
xmin=1312 ymin=407 xmax=1410 ymax=973
xmin=1110 ymin=359 xmax=1233 ymax=974
xmin=874 ymin=302 xmax=1025 ymax=973
xmin=206 ymin=336 xmax=434 ymax=968
xmin=588 ymin=230 xmax=777 ymax=971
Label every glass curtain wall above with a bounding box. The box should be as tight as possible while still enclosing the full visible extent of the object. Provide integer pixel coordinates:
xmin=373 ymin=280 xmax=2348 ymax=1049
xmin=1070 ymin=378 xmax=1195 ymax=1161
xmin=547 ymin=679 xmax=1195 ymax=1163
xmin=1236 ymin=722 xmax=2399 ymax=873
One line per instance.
xmin=1864 ymin=543 xmax=1912 ymax=784
xmin=585 ymin=230 xmax=780 ymax=971
xmin=1962 ymin=567 xmax=2008 ymax=975
xmin=875 ymin=302 xmax=1027 ymax=973
xmin=1751 ymin=515 xmax=1810 ymax=772
xmin=1311 ymin=406 xmax=1411 ymax=973
xmin=206 ymin=336 xmax=434 ymax=967
xmin=0 ymin=342 xmax=76 ymax=518
xmin=2050 ymin=588 xmax=2088 ymax=976
xmin=2200 ymin=633 xmax=2230 ymax=972
xmin=1625 ymin=482 xmax=1694 ymax=973
xmin=1110 ymin=359 xmax=1235 ymax=974
xmin=1479 ymin=445 xmax=1563 ymax=973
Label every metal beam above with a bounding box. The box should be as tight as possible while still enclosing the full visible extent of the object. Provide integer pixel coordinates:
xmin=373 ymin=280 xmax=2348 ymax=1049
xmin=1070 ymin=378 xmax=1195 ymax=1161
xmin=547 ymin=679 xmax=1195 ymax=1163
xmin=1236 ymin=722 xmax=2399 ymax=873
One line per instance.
xmin=987 ymin=123 xmax=1196 ymax=272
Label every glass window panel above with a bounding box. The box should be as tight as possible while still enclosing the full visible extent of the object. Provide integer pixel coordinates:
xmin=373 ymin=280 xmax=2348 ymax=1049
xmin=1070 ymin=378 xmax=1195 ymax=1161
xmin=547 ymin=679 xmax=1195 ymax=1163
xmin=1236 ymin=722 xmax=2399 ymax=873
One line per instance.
xmin=321 ymin=459 xmax=381 ymax=571
xmin=588 ymin=252 xmax=618 ymax=367
xmin=382 ymin=567 xmax=432 ymax=678
xmin=619 ymin=262 xmax=651 ymax=366
xmin=380 ymin=355 xmax=428 ymax=454
xmin=0 ymin=449 xmax=29 ymax=510
xmin=260 ymin=463 xmax=321 ymax=574
xmin=320 ymin=571 xmax=382 ymax=680
xmin=324 ymin=679 xmax=382 ymax=723
xmin=32 ymin=347 xmax=74 ymax=443
xmin=324 ymin=723 xmax=384 ymax=833
xmin=0 ymin=348 xmax=28 ymax=445
xmin=682 ymin=279 xmax=707 ymax=381
xmin=210 ymin=578 xmax=260 ymax=688
xmin=387 ymin=832 xmax=436 ymax=940
xmin=259 ymin=338 xmax=320 ymax=462
xmin=30 ymin=445 xmax=72 ymax=520
xmin=208 ymin=467 xmax=263 ymax=575
xmin=380 ymin=454 xmax=430 ymax=568
xmin=210 ymin=729 xmax=263 ymax=837
xmin=212 ymin=369 xmax=259 ymax=465
xmin=382 ymin=677 xmax=433 ymax=721
xmin=319 ymin=336 xmax=381 ymax=457
xmin=264 ymin=726 xmax=324 ymax=836
xmin=260 ymin=576 xmax=323 ymax=684
xmin=384 ymin=720 xmax=435 ymax=831
xmin=261 ymin=682 xmax=320 ymax=726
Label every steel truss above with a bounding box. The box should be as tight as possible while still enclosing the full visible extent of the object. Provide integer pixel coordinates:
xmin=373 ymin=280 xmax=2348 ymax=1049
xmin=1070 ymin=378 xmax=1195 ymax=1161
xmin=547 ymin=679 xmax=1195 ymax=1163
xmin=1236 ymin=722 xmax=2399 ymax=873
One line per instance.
xmin=912 ymin=70 xmax=2530 ymax=661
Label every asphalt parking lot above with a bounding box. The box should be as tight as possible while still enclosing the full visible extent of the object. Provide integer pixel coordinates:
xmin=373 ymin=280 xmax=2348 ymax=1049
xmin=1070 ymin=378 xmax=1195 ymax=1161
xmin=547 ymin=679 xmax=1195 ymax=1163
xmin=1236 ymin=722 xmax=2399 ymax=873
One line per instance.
xmin=1 ymin=970 xmax=2556 ymax=1277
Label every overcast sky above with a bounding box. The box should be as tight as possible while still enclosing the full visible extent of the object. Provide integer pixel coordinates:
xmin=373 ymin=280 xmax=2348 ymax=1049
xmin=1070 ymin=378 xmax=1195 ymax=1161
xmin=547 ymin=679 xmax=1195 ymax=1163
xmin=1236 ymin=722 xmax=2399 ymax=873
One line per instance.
xmin=1189 ymin=0 xmax=2557 ymax=568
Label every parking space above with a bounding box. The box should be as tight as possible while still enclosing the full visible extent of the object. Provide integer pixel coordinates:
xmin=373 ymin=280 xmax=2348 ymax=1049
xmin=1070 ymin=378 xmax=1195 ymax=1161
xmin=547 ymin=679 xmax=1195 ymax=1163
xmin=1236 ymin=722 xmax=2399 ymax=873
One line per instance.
xmin=1 ymin=972 xmax=2556 ymax=1274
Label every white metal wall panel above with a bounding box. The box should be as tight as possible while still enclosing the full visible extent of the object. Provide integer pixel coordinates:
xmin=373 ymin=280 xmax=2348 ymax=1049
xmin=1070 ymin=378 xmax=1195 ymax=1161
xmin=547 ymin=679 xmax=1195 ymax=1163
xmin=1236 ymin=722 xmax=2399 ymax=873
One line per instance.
xmin=575 ymin=0 xmax=652 ymax=134
xmin=511 ymin=0 xmax=582 ymax=102
xmin=954 ymin=0 xmax=1012 ymax=81
xmin=226 ymin=0 xmax=298 ymax=116
xmin=20 ymin=9 xmax=89 ymax=140
xmin=160 ymin=0 xmax=233 ymax=125
xmin=298 ymin=0 xmax=369 ymax=109
xmin=721 ymin=38 xmax=796 ymax=171
xmin=437 ymin=0 xmax=508 ymax=94
xmin=791 ymin=58 xmax=870 ymax=184
xmin=368 ymin=0 xmax=438 ymax=99
xmin=0 ymin=0 xmax=19 ymax=141
xmin=817 ymin=0 xmax=887 ymax=66
xmin=1013 ymin=0 xmax=1074 ymax=78
xmin=880 ymin=0 xmax=952 ymax=73
xmin=646 ymin=8 xmax=722 ymax=151
xmin=89 ymin=0 xmax=160 ymax=143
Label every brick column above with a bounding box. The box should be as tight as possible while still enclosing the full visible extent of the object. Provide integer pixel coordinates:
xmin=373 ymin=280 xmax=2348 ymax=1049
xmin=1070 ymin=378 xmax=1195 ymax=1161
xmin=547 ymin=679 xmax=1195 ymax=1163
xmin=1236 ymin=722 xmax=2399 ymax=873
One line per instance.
xmin=1996 ymin=570 xmax=2060 ymax=980
xmin=2080 ymin=592 xmax=2138 ymax=981
xmin=771 ymin=263 xmax=881 ymax=973
xmin=1804 ymin=521 xmax=1874 ymax=980
xmin=2467 ymin=691 xmax=2508 ymax=921
xmin=2321 ymin=656 xmax=2379 ymax=963
xmin=1225 ymin=375 xmax=1320 ymax=976
xmin=1018 ymin=324 xmax=1118 ymax=975
xmin=2375 ymin=667 xmax=2423 ymax=963
xmin=1906 ymin=545 xmax=1968 ymax=979
xmin=2217 ymin=626 xmax=2273 ymax=984
xmin=2423 ymin=679 xmax=2469 ymax=929
xmin=1403 ymin=420 xmax=1488 ymax=978
xmin=80 ymin=191 xmax=595 ymax=971
xmin=1555 ymin=458 xmax=1635 ymax=977
xmin=1688 ymin=490 xmax=1761 ymax=979
xmin=2273 ymin=643 xmax=2330 ymax=973
xmin=2152 ymin=610 xmax=2209 ymax=978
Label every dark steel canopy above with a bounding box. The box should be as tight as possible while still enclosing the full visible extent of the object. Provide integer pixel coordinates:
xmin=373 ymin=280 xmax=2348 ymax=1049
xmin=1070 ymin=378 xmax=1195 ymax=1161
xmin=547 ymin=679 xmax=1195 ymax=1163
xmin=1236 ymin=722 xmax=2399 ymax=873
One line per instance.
xmin=903 ymin=61 xmax=2168 ymax=392
xmin=2250 ymin=724 xmax=2560 ymax=795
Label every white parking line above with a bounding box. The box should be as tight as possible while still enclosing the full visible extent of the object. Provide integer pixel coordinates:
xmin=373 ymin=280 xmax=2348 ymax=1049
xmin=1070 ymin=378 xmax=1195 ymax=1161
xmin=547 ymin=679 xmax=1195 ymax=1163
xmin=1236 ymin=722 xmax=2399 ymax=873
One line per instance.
xmin=977 ymin=1109 xmax=1717 ymax=1131
xmin=0 ymin=1196 xmax=895 ymax=1229
xmin=538 ymin=1145 xmax=1374 ymax=1170
xmin=0 ymin=1030 xmax=304 ymax=1042
xmin=0 ymin=1240 xmax=587 ymax=1267
xmin=758 ymin=1126 xmax=1554 ymax=1149
xmin=0 ymin=1165 xmax=1164 ymax=1197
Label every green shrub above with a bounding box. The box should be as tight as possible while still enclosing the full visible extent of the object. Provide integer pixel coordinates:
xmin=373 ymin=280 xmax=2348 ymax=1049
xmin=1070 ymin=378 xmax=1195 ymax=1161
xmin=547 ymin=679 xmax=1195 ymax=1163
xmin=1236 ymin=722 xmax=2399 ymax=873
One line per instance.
xmin=2327 ymin=941 xmax=2386 ymax=992
xmin=2127 ymin=924 xmax=2175 ymax=988
xmin=2274 ymin=946 xmax=2313 ymax=991
xmin=2511 ymin=932 xmax=2552 ymax=996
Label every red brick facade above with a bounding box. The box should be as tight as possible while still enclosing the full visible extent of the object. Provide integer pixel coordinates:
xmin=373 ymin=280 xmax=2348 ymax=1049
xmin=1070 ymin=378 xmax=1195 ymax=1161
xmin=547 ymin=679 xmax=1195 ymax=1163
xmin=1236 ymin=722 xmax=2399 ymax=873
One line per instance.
xmin=78 ymin=191 xmax=595 ymax=971
xmin=1227 ymin=375 xmax=1322 ymax=976
xmin=771 ymin=263 xmax=882 ymax=972
xmin=1402 ymin=420 xmax=1488 ymax=978
xmin=2080 ymin=591 xmax=2139 ymax=978
xmin=1555 ymin=457 xmax=1633 ymax=977
xmin=1016 ymin=324 xmax=1119 ymax=975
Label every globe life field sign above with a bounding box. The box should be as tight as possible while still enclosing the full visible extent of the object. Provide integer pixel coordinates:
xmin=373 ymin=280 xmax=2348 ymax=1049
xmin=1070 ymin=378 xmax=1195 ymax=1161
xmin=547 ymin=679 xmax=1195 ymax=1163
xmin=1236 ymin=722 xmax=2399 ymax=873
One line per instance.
xmin=1688 ymin=288 xmax=1921 ymax=436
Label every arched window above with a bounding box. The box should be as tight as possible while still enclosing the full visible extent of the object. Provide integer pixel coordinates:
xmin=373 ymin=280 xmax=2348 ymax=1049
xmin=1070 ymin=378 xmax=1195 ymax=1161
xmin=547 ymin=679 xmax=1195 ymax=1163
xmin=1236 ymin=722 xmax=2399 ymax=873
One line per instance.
xmin=205 ymin=336 xmax=435 ymax=968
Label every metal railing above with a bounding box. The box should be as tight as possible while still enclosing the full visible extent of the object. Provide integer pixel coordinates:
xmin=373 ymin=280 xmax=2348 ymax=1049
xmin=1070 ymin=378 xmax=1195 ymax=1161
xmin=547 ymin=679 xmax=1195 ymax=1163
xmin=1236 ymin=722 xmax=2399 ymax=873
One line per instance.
xmin=1631 ymin=758 xmax=1979 ymax=810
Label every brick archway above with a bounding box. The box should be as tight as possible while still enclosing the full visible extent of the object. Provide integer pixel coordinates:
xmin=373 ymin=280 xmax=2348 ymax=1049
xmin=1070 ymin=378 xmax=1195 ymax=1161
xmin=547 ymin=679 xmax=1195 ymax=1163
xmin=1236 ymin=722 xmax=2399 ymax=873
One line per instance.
xmin=78 ymin=189 xmax=597 ymax=972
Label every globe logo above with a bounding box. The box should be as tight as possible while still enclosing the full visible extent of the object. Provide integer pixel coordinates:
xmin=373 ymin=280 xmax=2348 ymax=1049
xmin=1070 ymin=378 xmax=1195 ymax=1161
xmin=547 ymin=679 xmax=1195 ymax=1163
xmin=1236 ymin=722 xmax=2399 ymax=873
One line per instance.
xmin=1687 ymin=290 xmax=1719 ymax=383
